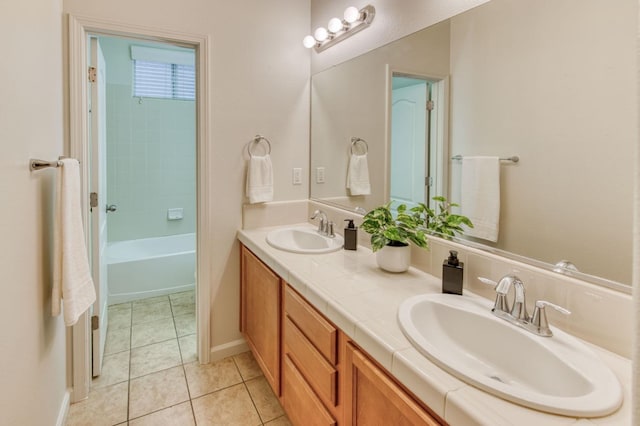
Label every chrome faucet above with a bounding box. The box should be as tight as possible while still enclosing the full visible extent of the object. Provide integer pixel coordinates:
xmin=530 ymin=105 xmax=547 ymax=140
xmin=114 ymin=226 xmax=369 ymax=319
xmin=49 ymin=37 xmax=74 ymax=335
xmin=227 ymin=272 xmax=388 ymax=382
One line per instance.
xmin=478 ymin=275 xmax=570 ymax=337
xmin=310 ymin=209 xmax=335 ymax=237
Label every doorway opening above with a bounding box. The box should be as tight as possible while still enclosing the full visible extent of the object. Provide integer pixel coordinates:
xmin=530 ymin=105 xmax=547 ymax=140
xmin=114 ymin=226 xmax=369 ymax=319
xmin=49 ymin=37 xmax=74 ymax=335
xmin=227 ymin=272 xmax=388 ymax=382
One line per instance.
xmin=68 ymin=15 xmax=211 ymax=403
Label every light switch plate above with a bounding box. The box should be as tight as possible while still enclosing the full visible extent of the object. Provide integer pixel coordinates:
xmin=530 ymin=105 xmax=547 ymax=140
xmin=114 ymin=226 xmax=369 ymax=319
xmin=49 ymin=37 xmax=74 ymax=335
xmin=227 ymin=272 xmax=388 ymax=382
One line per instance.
xmin=316 ymin=167 xmax=325 ymax=183
xmin=293 ymin=168 xmax=302 ymax=185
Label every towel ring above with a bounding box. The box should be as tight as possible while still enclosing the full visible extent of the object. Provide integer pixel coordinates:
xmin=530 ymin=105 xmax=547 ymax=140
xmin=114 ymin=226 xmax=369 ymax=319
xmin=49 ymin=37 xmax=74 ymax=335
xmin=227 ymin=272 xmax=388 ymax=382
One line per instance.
xmin=247 ymin=135 xmax=272 ymax=158
xmin=350 ymin=137 xmax=368 ymax=155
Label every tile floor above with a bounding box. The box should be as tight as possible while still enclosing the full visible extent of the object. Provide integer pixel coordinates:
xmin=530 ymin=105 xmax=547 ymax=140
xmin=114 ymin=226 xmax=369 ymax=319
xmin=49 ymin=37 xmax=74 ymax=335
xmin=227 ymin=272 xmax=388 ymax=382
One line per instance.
xmin=66 ymin=291 xmax=290 ymax=425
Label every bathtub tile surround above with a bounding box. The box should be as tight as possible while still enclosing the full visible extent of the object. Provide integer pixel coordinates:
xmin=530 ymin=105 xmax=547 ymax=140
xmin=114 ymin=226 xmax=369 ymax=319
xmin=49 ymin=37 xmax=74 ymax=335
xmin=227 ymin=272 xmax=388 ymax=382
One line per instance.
xmin=66 ymin=290 xmax=290 ymax=425
xmin=238 ymin=200 xmax=632 ymax=424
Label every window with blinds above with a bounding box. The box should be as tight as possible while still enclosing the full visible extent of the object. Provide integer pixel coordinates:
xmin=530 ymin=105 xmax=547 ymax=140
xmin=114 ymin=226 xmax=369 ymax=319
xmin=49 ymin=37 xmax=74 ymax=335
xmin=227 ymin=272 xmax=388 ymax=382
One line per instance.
xmin=133 ymin=60 xmax=195 ymax=100
xmin=130 ymin=45 xmax=195 ymax=100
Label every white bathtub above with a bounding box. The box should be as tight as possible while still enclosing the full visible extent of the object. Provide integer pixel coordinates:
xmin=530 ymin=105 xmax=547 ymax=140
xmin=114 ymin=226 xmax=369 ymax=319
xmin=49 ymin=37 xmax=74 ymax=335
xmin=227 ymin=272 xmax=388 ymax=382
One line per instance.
xmin=107 ymin=233 xmax=196 ymax=304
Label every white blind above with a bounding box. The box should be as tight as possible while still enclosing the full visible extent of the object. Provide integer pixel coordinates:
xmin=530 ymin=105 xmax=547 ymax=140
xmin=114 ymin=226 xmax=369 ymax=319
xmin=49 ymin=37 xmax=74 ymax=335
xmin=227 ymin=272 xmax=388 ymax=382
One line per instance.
xmin=133 ymin=60 xmax=195 ymax=100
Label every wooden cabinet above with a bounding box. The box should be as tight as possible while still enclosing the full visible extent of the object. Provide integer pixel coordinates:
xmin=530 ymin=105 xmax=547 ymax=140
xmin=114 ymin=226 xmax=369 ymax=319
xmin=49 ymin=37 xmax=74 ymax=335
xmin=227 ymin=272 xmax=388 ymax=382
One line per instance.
xmin=240 ymin=243 xmax=443 ymax=425
xmin=344 ymin=342 xmax=442 ymax=426
xmin=240 ymin=246 xmax=281 ymax=395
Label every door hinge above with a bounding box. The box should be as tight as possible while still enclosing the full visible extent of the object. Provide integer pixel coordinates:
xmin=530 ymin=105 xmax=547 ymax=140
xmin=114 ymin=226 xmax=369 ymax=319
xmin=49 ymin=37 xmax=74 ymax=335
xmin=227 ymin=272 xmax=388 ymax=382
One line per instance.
xmin=90 ymin=192 xmax=98 ymax=208
xmin=91 ymin=315 xmax=99 ymax=331
xmin=426 ymin=176 xmax=433 ymax=186
xmin=426 ymin=100 xmax=435 ymax=111
xmin=88 ymin=66 xmax=97 ymax=83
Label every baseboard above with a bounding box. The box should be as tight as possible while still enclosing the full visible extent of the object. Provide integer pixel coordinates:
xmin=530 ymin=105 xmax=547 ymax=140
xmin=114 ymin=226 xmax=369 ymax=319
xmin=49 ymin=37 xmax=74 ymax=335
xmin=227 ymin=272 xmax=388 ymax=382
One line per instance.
xmin=56 ymin=389 xmax=71 ymax=426
xmin=209 ymin=338 xmax=249 ymax=362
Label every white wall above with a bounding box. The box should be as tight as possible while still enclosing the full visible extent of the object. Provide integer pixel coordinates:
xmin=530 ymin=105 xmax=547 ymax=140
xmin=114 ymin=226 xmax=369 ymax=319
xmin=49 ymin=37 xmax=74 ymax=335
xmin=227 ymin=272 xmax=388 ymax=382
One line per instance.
xmin=63 ymin=0 xmax=310 ymax=351
xmin=0 ymin=1 xmax=69 ymax=425
xmin=310 ymin=0 xmax=489 ymax=73
xmin=448 ymin=0 xmax=637 ymax=284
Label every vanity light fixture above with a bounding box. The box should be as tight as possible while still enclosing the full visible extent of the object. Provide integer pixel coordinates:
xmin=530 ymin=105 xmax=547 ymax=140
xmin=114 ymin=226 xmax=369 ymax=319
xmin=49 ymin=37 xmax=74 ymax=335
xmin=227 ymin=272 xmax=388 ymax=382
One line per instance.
xmin=303 ymin=5 xmax=376 ymax=53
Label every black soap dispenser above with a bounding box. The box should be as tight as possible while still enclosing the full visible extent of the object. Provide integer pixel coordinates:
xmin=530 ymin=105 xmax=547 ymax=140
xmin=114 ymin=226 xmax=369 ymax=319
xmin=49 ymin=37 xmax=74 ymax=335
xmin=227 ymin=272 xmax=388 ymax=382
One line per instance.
xmin=442 ymin=250 xmax=463 ymax=295
xmin=343 ymin=219 xmax=358 ymax=250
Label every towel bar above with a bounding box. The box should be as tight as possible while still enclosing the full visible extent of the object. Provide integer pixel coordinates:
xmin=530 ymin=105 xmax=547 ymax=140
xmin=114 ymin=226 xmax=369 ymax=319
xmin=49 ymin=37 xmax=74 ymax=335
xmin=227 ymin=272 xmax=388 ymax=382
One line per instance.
xmin=451 ymin=155 xmax=519 ymax=163
xmin=30 ymin=157 xmax=78 ymax=171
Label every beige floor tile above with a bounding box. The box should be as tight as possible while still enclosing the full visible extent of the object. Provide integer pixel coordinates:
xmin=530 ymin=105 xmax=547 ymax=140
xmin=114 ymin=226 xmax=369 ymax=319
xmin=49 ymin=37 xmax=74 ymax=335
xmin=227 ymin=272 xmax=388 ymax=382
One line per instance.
xmin=133 ymin=295 xmax=169 ymax=306
xmin=184 ymin=357 xmax=243 ymax=398
xmin=105 ymin=326 xmax=131 ymax=355
xmin=170 ymin=290 xmax=195 ymax=304
xmin=170 ymin=300 xmax=195 ymax=317
xmin=174 ymin=312 xmax=196 ymax=337
xmin=67 ymin=382 xmax=128 ymax=426
xmin=108 ymin=307 xmax=132 ymax=330
xmin=130 ymin=339 xmax=182 ymax=378
xmin=109 ymin=302 xmax=132 ymax=312
xmin=129 ymin=366 xmax=190 ymax=419
xmin=246 ymin=376 xmax=284 ymax=423
xmin=265 ymin=415 xmax=293 ymax=426
xmin=132 ymin=300 xmax=173 ymax=325
xmin=233 ymin=351 xmax=263 ymax=381
xmin=129 ymin=401 xmax=195 ymax=426
xmin=192 ymin=383 xmax=261 ymax=426
xmin=131 ymin=317 xmax=176 ymax=348
xmin=179 ymin=334 xmax=198 ymax=364
xmin=92 ymin=351 xmax=130 ymax=389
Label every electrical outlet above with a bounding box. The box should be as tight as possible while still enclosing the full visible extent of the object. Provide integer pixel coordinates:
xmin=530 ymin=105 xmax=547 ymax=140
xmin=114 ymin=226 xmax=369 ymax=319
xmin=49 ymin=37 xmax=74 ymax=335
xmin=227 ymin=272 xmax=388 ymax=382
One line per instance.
xmin=292 ymin=168 xmax=302 ymax=185
xmin=316 ymin=167 xmax=325 ymax=183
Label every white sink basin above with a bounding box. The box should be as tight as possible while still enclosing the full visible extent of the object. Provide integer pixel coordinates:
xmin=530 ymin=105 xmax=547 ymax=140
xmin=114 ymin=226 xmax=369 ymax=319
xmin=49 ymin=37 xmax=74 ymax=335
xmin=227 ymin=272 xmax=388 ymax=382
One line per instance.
xmin=266 ymin=226 xmax=344 ymax=254
xmin=398 ymin=293 xmax=622 ymax=417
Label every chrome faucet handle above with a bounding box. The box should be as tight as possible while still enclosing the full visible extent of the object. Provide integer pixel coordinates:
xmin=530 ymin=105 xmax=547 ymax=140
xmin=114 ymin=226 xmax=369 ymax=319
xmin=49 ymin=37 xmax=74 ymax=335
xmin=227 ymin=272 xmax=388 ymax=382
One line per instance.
xmin=310 ymin=209 xmax=328 ymax=234
xmin=530 ymin=300 xmax=571 ymax=337
xmin=478 ymin=277 xmax=510 ymax=313
xmin=326 ymin=221 xmax=335 ymax=237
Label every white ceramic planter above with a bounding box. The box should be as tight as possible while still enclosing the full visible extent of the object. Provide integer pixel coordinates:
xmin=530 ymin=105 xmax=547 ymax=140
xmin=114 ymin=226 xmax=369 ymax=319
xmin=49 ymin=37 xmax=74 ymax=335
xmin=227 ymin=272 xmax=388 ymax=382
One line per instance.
xmin=375 ymin=243 xmax=411 ymax=273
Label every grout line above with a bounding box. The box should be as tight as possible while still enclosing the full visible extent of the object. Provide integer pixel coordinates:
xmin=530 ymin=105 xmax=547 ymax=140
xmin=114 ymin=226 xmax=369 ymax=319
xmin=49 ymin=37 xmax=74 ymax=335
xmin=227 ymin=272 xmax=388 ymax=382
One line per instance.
xmin=126 ymin=302 xmax=133 ymax=422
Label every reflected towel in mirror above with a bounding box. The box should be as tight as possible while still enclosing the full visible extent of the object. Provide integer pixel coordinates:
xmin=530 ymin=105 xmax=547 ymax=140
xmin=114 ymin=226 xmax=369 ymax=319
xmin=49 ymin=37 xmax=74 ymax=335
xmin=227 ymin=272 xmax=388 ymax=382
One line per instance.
xmin=346 ymin=153 xmax=371 ymax=196
xmin=460 ymin=156 xmax=500 ymax=242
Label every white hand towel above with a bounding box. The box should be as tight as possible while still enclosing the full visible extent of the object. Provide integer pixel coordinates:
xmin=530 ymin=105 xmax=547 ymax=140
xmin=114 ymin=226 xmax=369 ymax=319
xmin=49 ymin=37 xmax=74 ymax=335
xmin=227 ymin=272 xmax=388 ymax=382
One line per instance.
xmin=460 ymin=156 xmax=500 ymax=242
xmin=246 ymin=154 xmax=274 ymax=203
xmin=346 ymin=153 xmax=371 ymax=196
xmin=52 ymin=159 xmax=97 ymax=326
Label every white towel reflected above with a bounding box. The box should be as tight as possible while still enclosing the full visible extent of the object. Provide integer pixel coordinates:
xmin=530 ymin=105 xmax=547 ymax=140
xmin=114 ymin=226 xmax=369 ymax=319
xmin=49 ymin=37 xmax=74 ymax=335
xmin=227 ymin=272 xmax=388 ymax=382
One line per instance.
xmin=246 ymin=154 xmax=274 ymax=203
xmin=346 ymin=153 xmax=371 ymax=196
xmin=460 ymin=156 xmax=500 ymax=242
xmin=52 ymin=159 xmax=96 ymax=326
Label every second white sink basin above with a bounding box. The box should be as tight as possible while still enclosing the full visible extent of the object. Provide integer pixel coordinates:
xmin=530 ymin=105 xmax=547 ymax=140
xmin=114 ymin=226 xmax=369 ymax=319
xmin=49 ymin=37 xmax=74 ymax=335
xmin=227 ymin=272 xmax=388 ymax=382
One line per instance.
xmin=266 ymin=226 xmax=344 ymax=254
xmin=398 ymin=293 xmax=622 ymax=417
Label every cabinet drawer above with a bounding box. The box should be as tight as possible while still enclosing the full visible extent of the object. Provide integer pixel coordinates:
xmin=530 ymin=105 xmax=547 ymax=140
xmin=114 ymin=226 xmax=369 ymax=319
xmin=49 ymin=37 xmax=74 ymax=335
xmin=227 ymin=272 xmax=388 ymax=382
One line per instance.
xmin=285 ymin=317 xmax=337 ymax=406
xmin=284 ymin=355 xmax=336 ymax=426
xmin=285 ymin=286 xmax=337 ymax=364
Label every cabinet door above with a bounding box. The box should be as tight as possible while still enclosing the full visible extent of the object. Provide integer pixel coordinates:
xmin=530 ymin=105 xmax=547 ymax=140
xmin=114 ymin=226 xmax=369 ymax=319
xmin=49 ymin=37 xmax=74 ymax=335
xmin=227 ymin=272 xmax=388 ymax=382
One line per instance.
xmin=240 ymin=246 xmax=281 ymax=395
xmin=344 ymin=343 xmax=442 ymax=426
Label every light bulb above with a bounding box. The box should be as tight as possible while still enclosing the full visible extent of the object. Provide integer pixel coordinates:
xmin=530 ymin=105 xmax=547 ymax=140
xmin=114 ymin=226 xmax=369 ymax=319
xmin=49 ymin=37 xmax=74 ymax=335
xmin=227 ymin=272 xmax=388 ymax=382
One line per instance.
xmin=327 ymin=17 xmax=344 ymax=33
xmin=314 ymin=27 xmax=329 ymax=42
xmin=344 ymin=6 xmax=360 ymax=24
xmin=303 ymin=35 xmax=316 ymax=49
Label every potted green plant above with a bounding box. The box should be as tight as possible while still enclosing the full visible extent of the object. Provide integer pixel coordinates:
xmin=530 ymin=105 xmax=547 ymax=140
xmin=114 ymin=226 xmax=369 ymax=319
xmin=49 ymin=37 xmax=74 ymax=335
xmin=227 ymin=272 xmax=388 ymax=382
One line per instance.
xmin=361 ymin=197 xmax=473 ymax=272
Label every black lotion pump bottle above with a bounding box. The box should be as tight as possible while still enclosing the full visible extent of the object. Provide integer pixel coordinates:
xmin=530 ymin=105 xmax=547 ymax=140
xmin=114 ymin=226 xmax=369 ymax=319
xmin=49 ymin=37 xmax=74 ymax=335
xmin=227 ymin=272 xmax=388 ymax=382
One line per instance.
xmin=343 ymin=219 xmax=358 ymax=250
xmin=442 ymin=250 xmax=463 ymax=295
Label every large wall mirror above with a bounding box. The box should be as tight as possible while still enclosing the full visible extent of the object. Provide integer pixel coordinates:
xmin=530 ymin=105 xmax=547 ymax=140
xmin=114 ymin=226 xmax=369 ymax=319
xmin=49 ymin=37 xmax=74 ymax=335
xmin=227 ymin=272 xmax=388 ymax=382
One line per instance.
xmin=310 ymin=0 xmax=636 ymax=286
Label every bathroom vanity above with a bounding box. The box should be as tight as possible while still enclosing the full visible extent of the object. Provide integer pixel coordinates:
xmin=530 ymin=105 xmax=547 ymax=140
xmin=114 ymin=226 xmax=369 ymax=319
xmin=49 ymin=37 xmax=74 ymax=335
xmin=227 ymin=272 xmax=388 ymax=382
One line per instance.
xmin=237 ymin=221 xmax=631 ymax=425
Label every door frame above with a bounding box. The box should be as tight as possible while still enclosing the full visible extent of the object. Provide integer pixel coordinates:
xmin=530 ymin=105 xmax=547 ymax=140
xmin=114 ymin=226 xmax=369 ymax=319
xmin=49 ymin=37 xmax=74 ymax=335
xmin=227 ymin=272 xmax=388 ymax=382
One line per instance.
xmin=68 ymin=14 xmax=212 ymax=402
xmin=385 ymin=66 xmax=450 ymax=209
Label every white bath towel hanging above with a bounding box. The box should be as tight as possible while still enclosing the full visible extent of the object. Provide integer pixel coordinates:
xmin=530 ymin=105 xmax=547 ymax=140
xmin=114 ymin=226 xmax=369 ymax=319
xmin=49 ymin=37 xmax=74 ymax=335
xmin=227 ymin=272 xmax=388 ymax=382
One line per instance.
xmin=52 ymin=159 xmax=96 ymax=326
xmin=346 ymin=153 xmax=371 ymax=196
xmin=460 ymin=156 xmax=501 ymax=242
xmin=246 ymin=154 xmax=274 ymax=203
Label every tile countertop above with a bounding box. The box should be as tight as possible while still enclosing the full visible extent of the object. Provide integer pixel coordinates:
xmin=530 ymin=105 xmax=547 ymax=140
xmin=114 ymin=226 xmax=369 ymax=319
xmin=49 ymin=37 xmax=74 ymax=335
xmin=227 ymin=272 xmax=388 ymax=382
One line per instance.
xmin=237 ymin=224 xmax=631 ymax=426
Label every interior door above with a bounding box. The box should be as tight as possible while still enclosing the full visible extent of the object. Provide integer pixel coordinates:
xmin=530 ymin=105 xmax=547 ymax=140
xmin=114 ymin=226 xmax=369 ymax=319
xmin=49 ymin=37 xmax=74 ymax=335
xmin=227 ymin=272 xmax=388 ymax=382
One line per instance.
xmin=89 ymin=36 xmax=108 ymax=377
xmin=390 ymin=80 xmax=428 ymax=210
